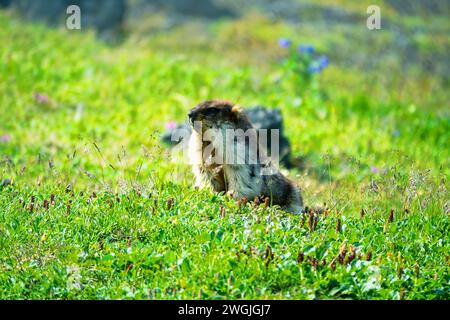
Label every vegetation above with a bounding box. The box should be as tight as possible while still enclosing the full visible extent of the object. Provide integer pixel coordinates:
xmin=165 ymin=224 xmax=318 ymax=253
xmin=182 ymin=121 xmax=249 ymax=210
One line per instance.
xmin=0 ymin=3 xmax=449 ymax=300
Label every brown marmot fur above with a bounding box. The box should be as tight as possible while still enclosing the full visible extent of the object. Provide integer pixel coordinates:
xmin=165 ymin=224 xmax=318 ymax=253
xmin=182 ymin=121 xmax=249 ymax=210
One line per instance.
xmin=188 ymin=99 xmax=303 ymax=213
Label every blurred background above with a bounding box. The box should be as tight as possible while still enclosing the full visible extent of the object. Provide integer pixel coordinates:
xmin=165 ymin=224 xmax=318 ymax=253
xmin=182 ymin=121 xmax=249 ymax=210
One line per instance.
xmin=1 ymin=0 xmax=449 ymax=83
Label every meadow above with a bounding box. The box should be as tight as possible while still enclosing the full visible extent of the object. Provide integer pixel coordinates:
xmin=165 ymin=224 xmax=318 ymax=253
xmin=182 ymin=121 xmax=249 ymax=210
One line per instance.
xmin=0 ymin=3 xmax=449 ymax=299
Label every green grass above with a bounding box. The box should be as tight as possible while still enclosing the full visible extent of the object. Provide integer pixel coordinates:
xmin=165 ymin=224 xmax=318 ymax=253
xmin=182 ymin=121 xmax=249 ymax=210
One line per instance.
xmin=0 ymin=9 xmax=449 ymax=299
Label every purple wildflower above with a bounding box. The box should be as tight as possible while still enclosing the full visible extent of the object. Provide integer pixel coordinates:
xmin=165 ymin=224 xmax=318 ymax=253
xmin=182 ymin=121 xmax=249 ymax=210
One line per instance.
xmin=298 ymin=44 xmax=315 ymax=54
xmin=33 ymin=92 xmax=51 ymax=105
xmin=0 ymin=134 xmax=11 ymax=143
xmin=317 ymin=55 xmax=329 ymax=69
xmin=165 ymin=121 xmax=177 ymax=130
xmin=370 ymin=166 xmax=380 ymax=174
xmin=278 ymin=38 xmax=292 ymax=49
xmin=308 ymin=65 xmax=321 ymax=74
xmin=308 ymin=55 xmax=329 ymax=74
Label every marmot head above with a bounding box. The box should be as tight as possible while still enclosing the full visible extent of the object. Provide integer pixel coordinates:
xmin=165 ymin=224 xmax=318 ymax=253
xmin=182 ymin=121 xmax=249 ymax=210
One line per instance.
xmin=188 ymin=100 xmax=251 ymax=131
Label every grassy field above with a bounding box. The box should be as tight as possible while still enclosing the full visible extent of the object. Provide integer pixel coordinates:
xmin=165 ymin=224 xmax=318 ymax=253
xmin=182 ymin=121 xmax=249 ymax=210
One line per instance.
xmin=0 ymin=4 xmax=449 ymax=300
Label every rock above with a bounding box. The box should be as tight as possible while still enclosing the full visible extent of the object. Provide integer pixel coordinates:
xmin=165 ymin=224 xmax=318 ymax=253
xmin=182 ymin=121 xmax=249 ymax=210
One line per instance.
xmin=386 ymin=0 xmax=448 ymax=15
xmin=133 ymin=0 xmax=236 ymax=19
xmin=10 ymin=0 xmax=66 ymax=25
xmin=0 ymin=0 xmax=11 ymax=8
xmin=77 ymin=0 xmax=125 ymax=34
xmin=9 ymin=0 xmax=125 ymax=35
xmin=1 ymin=179 xmax=12 ymax=187
xmin=244 ymin=106 xmax=292 ymax=166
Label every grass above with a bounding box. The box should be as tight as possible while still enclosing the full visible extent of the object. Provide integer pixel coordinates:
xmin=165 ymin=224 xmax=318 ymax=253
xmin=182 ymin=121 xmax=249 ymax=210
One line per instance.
xmin=0 ymin=7 xmax=449 ymax=299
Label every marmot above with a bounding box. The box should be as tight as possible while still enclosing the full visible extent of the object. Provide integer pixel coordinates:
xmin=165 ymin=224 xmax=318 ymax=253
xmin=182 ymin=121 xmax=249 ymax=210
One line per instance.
xmin=188 ymin=99 xmax=303 ymax=214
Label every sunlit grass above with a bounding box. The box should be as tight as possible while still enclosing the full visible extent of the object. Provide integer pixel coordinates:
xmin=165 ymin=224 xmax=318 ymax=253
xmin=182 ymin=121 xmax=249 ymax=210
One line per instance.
xmin=0 ymin=10 xmax=448 ymax=299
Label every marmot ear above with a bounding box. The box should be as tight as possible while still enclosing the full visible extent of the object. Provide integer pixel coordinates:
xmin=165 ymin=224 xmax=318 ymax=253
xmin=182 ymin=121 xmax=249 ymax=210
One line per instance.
xmin=231 ymin=105 xmax=242 ymax=114
xmin=231 ymin=105 xmax=243 ymax=122
xmin=231 ymin=105 xmax=242 ymax=122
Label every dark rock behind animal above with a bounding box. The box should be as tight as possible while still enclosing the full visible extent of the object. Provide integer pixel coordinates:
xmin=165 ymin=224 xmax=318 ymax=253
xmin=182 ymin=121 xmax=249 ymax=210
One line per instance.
xmin=7 ymin=0 xmax=125 ymax=36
